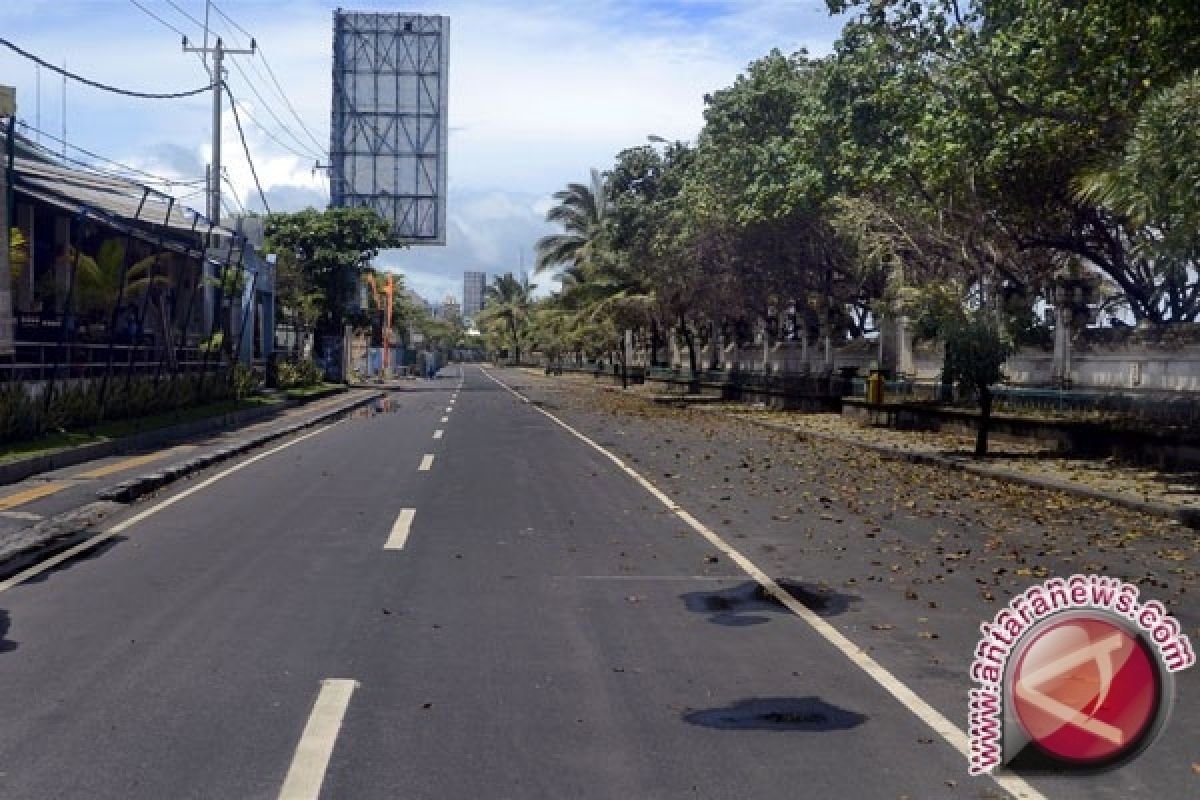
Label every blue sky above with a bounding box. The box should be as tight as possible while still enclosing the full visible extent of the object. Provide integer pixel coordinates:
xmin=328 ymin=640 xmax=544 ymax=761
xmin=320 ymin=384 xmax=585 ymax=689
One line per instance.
xmin=0 ymin=0 xmax=848 ymax=304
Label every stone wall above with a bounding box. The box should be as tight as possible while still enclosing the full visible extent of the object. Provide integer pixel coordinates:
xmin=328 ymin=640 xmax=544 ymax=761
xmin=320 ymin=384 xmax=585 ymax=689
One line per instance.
xmin=1007 ymin=344 xmax=1200 ymax=391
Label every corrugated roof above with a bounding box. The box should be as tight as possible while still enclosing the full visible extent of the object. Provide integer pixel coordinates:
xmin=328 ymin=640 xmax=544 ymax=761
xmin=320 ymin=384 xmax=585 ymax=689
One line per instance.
xmin=4 ymin=133 xmax=240 ymax=254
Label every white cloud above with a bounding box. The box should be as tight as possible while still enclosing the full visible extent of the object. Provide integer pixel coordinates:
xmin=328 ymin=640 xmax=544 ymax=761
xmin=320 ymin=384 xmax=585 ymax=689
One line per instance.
xmin=1 ymin=0 xmax=846 ymax=301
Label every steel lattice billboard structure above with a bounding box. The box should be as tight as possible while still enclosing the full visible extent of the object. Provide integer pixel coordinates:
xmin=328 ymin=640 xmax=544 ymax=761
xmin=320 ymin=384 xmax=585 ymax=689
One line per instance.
xmin=330 ymin=11 xmax=449 ymax=245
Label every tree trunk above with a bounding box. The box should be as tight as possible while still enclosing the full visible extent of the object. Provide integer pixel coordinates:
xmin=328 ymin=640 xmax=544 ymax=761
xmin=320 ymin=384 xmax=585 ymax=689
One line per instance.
xmin=975 ymin=385 xmax=993 ymax=457
xmin=619 ymin=348 xmax=628 ymax=389
xmin=680 ymin=316 xmax=699 ymax=393
xmin=508 ymin=316 xmax=519 ymax=365
xmin=650 ymin=319 xmax=660 ymax=368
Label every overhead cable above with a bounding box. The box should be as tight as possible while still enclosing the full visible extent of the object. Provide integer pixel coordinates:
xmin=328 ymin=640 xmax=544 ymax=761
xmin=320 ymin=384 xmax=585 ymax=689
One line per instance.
xmin=128 ymin=0 xmax=187 ymax=38
xmin=226 ymin=56 xmax=324 ymax=161
xmin=0 ymin=37 xmax=211 ymax=99
xmin=210 ymin=1 xmax=328 ymax=158
xmin=222 ymin=82 xmax=272 ymax=215
xmin=15 ymin=120 xmax=206 ymax=187
xmin=163 ymin=0 xmax=207 ymax=31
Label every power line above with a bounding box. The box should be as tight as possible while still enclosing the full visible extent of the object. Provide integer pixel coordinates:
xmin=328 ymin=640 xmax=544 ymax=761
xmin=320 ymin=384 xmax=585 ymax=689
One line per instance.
xmin=223 ymin=81 xmax=272 ymax=215
xmin=129 ymin=0 xmax=209 ymax=72
xmin=225 ymin=56 xmax=324 ymax=161
xmin=0 ymin=37 xmax=211 ymax=99
xmin=210 ymin=1 xmax=328 ymax=158
xmin=221 ymin=171 xmax=249 ymax=215
xmin=255 ymin=50 xmax=328 ymax=159
xmin=15 ymin=120 xmax=207 ymax=187
xmin=127 ymin=0 xmax=187 ymax=38
xmin=232 ymin=98 xmax=319 ymax=162
xmin=163 ymin=0 xmax=207 ymax=31
xmin=157 ymin=1 xmax=321 ymax=163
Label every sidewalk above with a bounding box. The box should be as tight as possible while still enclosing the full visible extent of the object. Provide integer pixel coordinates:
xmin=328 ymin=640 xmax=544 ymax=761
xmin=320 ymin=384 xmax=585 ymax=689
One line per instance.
xmin=0 ymin=386 xmax=386 ymax=579
xmin=524 ymin=369 xmax=1200 ymax=528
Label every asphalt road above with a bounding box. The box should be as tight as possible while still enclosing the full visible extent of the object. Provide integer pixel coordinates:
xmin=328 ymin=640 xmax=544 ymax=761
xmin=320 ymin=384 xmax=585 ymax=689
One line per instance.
xmin=0 ymin=389 xmax=371 ymax=544
xmin=0 ymin=366 xmax=1193 ymax=799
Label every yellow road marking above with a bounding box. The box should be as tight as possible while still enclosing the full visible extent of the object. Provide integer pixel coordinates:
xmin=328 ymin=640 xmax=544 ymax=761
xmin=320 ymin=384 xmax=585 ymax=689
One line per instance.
xmin=76 ymin=446 xmax=193 ymax=479
xmin=0 ymin=482 xmax=69 ymax=511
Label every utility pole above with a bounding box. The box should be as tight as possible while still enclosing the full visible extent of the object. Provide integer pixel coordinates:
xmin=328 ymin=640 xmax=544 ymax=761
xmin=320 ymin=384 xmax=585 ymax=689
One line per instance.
xmin=182 ymin=36 xmax=255 ymax=223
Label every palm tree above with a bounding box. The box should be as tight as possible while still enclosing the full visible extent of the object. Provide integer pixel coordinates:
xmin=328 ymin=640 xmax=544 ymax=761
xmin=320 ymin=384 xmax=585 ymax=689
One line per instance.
xmin=480 ymin=272 xmax=536 ymax=364
xmin=69 ymin=239 xmax=178 ymax=365
xmin=535 ymin=168 xmax=609 ymax=277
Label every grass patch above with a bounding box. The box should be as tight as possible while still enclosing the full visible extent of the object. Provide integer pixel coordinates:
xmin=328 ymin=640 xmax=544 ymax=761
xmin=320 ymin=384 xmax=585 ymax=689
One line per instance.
xmin=281 ymin=382 xmax=344 ymax=401
xmin=0 ymin=394 xmax=282 ymax=465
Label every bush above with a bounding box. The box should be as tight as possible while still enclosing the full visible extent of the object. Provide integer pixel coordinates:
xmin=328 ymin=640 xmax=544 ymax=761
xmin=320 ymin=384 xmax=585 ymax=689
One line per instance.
xmin=276 ymin=358 xmax=323 ymax=389
xmin=228 ymin=364 xmax=259 ymax=400
xmin=0 ymin=370 xmax=247 ymax=446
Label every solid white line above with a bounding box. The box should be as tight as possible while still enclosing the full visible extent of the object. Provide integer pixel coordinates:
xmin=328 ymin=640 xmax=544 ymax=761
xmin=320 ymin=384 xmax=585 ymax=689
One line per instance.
xmin=479 ymin=368 xmax=1046 ymax=800
xmin=277 ymin=678 xmax=358 ymax=800
xmin=418 ymin=454 xmax=435 ymax=471
xmin=440 ymin=416 xmax=449 ymax=423
xmin=384 ymin=508 xmax=416 ymax=550
xmin=0 ymin=423 xmax=340 ymax=594
xmin=433 ymin=429 xmax=444 ymax=439
xmin=0 ymin=510 xmax=43 ymax=521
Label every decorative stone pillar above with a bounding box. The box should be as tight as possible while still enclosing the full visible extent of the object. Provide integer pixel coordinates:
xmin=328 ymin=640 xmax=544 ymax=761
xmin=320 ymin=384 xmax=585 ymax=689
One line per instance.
xmin=1051 ymin=305 xmax=1073 ymax=387
xmin=879 ymin=315 xmax=914 ymax=377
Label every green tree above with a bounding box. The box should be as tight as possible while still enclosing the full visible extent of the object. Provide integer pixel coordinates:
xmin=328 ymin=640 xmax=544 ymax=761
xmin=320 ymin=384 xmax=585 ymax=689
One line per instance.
xmin=825 ymin=0 xmax=1200 ymax=321
xmin=480 ymin=272 xmax=536 ymax=364
xmin=264 ymin=207 xmax=400 ymax=335
xmin=1075 ymin=69 xmax=1200 ymax=321
xmin=910 ymin=284 xmax=1013 ymax=457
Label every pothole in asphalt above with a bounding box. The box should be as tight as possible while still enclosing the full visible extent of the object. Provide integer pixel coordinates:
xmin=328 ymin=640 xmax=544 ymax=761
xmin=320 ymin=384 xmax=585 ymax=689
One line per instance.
xmin=681 ymin=580 xmax=856 ymax=625
xmin=683 ymin=697 xmax=867 ymax=732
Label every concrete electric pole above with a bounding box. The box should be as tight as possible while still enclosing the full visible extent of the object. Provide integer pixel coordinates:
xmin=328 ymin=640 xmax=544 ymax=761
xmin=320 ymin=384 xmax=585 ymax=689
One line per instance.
xmin=182 ymin=36 xmax=255 ymax=223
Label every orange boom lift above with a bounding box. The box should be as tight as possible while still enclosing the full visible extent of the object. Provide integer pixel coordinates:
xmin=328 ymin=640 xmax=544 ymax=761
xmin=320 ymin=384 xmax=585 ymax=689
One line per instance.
xmin=364 ymin=271 xmax=397 ymax=375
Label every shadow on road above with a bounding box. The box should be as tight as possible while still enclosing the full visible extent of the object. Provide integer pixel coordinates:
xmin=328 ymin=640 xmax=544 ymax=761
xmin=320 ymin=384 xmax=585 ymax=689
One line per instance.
xmin=0 ymin=609 xmax=16 ymax=653
xmin=681 ymin=580 xmax=857 ymax=626
xmin=683 ymin=697 xmax=867 ymax=732
xmin=20 ymin=535 xmax=127 ymax=586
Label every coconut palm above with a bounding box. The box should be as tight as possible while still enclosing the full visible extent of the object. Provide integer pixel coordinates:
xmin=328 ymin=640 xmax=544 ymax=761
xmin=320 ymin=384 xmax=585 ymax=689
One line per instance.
xmin=534 ymin=168 xmax=609 ymax=277
xmin=480 ymin=272 xmax=536 ymax=364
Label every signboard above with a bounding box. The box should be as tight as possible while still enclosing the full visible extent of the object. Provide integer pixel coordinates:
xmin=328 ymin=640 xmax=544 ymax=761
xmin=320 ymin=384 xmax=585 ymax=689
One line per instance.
xmin=330 ymin=12 xmax=449 ymax=245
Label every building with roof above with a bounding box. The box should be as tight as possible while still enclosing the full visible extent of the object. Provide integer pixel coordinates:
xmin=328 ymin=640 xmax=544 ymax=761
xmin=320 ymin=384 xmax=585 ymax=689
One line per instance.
xmin=0 ymin=128 xmax=273 ymax=381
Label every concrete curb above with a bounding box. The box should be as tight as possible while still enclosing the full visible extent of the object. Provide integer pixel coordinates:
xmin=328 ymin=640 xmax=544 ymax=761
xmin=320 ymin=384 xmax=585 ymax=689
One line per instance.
xmin=95 ymin=390 xmax=385 ymax=503
xmin=0 ymin=501 xmax=125 ymax=582
xmin=0 ymin=386 xmax=348 ymax=488
xmin=706 ymin=410 xmax=1200 ymax=529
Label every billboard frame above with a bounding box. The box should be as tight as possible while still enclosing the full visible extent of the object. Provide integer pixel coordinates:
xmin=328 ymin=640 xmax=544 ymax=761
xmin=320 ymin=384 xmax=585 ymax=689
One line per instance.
xmin=330 ymin=11 xmax=449 ymax=245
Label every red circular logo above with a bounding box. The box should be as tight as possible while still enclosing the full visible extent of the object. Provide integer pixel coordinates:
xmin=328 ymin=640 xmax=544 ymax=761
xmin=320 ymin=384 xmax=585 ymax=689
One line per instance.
xmin=1011 ymin=616 xmax=1159 ymax=766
